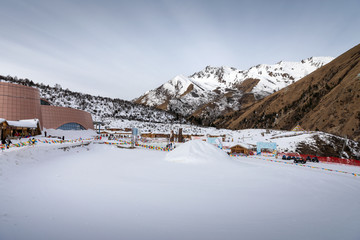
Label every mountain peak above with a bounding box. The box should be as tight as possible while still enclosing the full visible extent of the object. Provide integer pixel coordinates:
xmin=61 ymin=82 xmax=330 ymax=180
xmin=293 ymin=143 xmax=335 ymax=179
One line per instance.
xmin=134 ymin=56 xmax=334 ymax=122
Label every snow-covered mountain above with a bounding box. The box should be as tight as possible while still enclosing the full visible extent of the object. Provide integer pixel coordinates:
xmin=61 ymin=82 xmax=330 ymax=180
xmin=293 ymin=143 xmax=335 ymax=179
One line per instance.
xmin=135 ymin=57 xmax=334 ymax=124
xmin=0 ymin=75 xmax=187 ymax=124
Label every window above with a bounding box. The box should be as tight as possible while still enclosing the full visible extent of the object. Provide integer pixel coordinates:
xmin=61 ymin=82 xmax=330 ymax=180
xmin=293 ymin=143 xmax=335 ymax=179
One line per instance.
xmin=57 ymin=122 xmax=85 ymax=130
xmin=40 ymin=99 xmax=51 ymax=105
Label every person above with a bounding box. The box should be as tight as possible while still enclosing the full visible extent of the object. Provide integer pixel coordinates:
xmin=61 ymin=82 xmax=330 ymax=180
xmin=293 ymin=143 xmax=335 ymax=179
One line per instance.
xmin=5 ymin=137 xmax=12 ymax=149
xmin=44 ymin=131 xmax=47 ymax=137
xmin=31 ymin=138 xmax=36 ymax=145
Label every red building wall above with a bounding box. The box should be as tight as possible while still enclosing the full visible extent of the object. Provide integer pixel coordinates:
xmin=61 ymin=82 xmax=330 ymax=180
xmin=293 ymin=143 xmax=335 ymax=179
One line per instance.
xmin=0 ymin=82 xmax=43 ymax=125
xmin=41 ymin=105 xmax=94 ymax=130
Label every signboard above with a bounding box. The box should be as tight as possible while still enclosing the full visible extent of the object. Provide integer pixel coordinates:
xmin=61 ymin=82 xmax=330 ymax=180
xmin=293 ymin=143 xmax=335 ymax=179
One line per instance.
xmin=132 ymin=128 xmax=139 ymax=136
xmin=257 ymin=142 xmax=277 ymax=155
xmin=207 ymin=137 xmax=223 ymax=149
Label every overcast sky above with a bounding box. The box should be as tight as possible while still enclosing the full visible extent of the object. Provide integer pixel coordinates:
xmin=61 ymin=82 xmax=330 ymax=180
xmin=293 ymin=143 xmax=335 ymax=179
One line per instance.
xmin=0 ymin=0 xmax=359 ymax=100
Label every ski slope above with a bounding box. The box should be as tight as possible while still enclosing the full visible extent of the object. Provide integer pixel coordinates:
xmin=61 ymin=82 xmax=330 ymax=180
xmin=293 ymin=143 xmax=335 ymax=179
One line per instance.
xmin=1 ymin=141 xmax=359 ymax=240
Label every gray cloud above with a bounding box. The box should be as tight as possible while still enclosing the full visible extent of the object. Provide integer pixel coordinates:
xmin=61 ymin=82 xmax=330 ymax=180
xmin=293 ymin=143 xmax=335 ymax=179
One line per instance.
xmin=0 ymin=0 xmax=359 ymax=99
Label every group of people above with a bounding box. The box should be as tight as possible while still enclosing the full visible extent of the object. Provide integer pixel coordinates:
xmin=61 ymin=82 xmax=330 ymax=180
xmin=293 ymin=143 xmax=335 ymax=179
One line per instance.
xmin=107 ymin=135 xmax=116 ymax=140
xmin=29 ymin=138 xmax=37 ymax=145
xmin=0 ymin=136 xmax=37 ymax=150
xmin=165 ymin=142 xmax=175 ymax=149
xmin=1 ymin=137 xmax=12 ymax=149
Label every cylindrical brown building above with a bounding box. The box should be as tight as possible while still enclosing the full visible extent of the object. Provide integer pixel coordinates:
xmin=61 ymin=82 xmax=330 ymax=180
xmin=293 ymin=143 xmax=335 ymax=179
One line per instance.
xmin=41 ymin=105 xmax=93 ymax=130
xmin=0 ymin=82 xmax=43 ymax=125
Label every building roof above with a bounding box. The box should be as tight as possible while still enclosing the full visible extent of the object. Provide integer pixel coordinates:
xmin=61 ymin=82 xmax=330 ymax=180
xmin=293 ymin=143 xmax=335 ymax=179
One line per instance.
xmin=230 ymin=143 xmax=250 ymax=149
xmin=6 ymin=119 xmax=39 ymax=128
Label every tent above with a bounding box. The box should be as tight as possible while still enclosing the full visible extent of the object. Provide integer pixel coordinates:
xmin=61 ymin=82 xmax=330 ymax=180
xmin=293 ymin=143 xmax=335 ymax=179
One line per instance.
xmin=292 ymin=124 xmax=304 ymax=131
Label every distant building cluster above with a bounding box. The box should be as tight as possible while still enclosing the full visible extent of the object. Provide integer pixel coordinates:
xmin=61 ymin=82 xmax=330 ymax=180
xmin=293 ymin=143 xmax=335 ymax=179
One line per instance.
xmin=0 ymin=82 xmax=93 ymax=140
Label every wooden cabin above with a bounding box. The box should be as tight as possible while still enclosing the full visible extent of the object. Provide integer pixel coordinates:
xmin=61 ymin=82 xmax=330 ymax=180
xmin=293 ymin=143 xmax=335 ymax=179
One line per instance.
xmin=0 ymin=119 xmax=41 ymax=140
xmin=230 ymin=144 xmax=250 ymax=155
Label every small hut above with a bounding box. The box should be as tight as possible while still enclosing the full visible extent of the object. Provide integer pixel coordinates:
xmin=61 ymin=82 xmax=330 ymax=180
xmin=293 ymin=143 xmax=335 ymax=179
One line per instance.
xmin=5 ymin=119 xmax=41 ymax=138
xmin=230 ymin=144 xmax=250 ymax=155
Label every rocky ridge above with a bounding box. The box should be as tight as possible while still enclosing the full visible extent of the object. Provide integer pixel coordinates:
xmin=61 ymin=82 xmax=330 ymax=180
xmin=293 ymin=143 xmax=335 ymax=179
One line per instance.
xmin=135 ymin=57 xmax=334 ymax=125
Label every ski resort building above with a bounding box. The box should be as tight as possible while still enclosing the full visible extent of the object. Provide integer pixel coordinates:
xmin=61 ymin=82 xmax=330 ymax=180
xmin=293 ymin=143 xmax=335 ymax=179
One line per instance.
xmin=230 ymin=144 xmax=251 ymax=155
xmin=0 ymin=82 xmax=93 ymax=134
xmin=0 ymin=118 xmax=41 ymax=140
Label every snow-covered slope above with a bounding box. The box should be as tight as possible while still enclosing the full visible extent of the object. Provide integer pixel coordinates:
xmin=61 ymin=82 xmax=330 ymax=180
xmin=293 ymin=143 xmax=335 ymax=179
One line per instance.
xmin=135 ymin=57 xmax=334 ymax=122
xmin=136 ymin=75 xmax=197 ymax=108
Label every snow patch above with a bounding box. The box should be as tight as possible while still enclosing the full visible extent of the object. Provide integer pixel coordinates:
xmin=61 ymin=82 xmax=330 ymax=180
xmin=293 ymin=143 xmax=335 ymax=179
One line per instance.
xmin=44 ymin=128 xmax=97 ymax=139
xmin=165 ymin=140 xmax=230 ymax=164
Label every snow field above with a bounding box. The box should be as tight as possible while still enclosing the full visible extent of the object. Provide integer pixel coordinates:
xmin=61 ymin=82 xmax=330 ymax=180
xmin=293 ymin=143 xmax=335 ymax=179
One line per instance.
xmin=1 ymin=142 xmax=360 ymax=240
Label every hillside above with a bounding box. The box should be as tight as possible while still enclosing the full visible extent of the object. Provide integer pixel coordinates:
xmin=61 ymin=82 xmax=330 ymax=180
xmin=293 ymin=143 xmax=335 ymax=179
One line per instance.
xmin=215 ymin=44 xmax=360 ymax=141
xmin=0 ymin=75 xmax=187 ymax=124
xmin=134 ymin=57 xmax=333 ymax=125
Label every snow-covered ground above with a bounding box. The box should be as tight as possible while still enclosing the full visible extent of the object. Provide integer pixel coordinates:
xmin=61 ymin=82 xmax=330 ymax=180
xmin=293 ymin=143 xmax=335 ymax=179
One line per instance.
xmin=44 ymin=128 xmax=97 ymax=140
xmin=1 ymin=140 xmax=359 ymax=240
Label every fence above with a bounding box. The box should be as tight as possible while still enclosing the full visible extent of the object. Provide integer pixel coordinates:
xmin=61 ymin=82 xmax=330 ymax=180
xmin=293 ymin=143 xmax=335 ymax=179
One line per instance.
xmin=279 ymin=152 xmax=360 ymax=167
xmin=299 ymin=154 xmax=360 ymax=167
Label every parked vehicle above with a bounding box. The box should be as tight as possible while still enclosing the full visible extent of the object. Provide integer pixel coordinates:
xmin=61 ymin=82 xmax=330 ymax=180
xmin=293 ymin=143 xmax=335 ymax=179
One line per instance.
xmin=312 ymin=157 xmax=319 ymax=163
xmin=287 ymin=156 xmax=292 ymax=160
xmin=282 ymin=155 xmax=287 ymax=160
xmin=294 ymin=157 xmax=306 ymax=164
xmin=306 ymin=156 xmax=311 ymax=162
